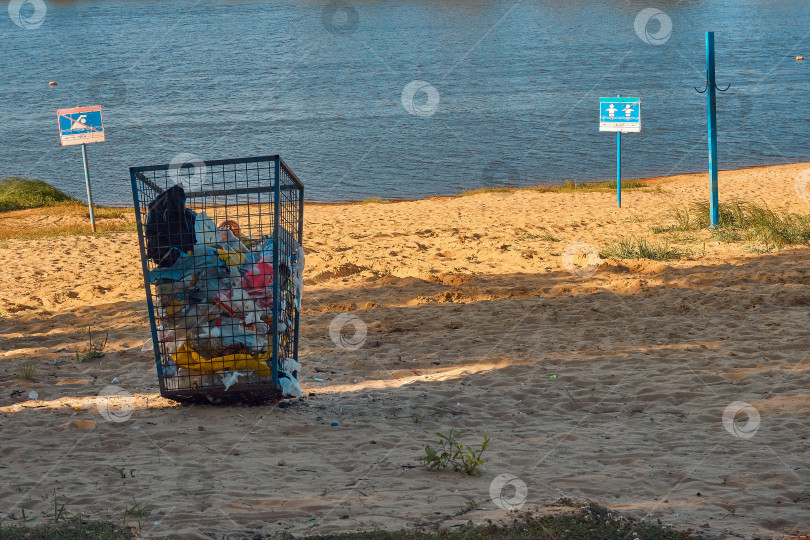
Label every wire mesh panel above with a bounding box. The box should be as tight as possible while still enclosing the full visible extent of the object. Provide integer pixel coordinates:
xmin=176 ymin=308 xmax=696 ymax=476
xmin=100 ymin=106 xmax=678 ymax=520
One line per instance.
xmin=130 ymin=156 xmax=304 ymax=403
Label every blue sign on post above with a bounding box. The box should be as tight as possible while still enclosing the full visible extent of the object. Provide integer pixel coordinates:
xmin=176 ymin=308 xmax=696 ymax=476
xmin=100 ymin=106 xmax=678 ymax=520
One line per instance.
xmin=599 ymin=97 xmax=641 ymax=133
xmin=57 ymin=105 xmax=105 ymax=232
xmin=57 ymin=105 xmax=105 ymax=146
xmin=600 ymin=97 xmax=641 ymax=208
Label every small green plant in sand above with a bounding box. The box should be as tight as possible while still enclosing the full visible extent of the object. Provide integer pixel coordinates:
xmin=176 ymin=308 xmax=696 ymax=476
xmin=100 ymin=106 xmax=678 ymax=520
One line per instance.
xmin=53 ymin=492 xmax=67 ymax=524
xmin=424 ymin=429 xmax=489 ymax=476
xmin=123 ymin=500 xmax=150 ymax=519
xmin=16 ymin=361 xmax=37 ymax=381
xmin=110 ymin=466 xmax=137 ymax=479
xmin=20 ymin=507 xmax=38 ymax=523
xmin=76 ymin=328 xmax=107 ymax=363
xmin=601 ymin=237 xmax=687 ymax=261
xmin=4 ymin=492 xmax=134 ymax=539
xmin=122 ymin=498 xmax=153 ymax=534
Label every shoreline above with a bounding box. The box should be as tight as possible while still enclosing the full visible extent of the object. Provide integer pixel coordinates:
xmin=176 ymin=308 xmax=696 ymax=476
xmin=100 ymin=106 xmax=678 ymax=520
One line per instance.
xmin=61 ymin=161 xmax=810 ymax=209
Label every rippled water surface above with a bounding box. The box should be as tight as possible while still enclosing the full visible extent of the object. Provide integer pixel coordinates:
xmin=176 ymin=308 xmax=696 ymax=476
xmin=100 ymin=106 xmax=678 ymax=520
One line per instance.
xmin=2 ymin=0 xmax=809 ymax=204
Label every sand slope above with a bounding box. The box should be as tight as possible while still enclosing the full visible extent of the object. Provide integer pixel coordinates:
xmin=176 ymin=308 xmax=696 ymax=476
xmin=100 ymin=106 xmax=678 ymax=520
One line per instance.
xmin=2 ymin=163 xmax=810 ymax=539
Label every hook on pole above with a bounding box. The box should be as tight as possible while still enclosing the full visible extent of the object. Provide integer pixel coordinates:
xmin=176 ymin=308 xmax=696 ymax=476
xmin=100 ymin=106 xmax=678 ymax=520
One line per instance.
xmin=694 ymin=79 xmax=731 ymax=94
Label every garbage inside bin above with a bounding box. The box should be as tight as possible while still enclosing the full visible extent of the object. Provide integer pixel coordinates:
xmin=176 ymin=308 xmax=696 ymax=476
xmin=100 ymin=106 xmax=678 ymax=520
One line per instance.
xmin=131 ymin=155 xmax=304 ymax=402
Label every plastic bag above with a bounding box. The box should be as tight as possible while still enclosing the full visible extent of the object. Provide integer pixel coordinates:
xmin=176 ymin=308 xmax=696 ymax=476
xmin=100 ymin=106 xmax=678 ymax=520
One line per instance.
xmin=145 ymin=185 xmax=196 ymax=268
xmin=279 ymin=373 xmax=303 ymax=397
xmin=194 ymin=211 xmax=218 ymax=247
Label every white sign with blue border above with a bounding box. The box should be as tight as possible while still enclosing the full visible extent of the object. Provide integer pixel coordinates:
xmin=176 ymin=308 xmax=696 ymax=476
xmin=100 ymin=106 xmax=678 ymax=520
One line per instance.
xmin=57 ymin=105 xmax=105 ymax=146
xmin=599 ymin=97 xmax=640 ymax=133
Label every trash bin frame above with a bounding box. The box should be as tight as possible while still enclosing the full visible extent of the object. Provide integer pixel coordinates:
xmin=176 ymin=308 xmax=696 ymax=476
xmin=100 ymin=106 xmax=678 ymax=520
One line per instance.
xmin=130 ymin=155 xmax=304 ymax=403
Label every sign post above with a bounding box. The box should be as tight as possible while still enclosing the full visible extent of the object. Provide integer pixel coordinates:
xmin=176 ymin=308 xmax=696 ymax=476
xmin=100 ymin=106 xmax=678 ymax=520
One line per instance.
xmin=81 ymin=143 xmax=95 ymax=231
xmin=57 ymin=105 xmax=105 ymax=232
xmin=617 ymin=131 xmax=622 ymax=207
xmin=705 ymin=31 xmax=719 ymax=229
xmin=600 ymin=96 xmax=641 ymax=208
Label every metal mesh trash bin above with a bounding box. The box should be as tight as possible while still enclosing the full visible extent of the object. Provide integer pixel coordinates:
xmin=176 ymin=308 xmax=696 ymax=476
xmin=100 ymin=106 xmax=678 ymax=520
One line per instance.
xmin=130 ymin=155 xmax=304 ymax=403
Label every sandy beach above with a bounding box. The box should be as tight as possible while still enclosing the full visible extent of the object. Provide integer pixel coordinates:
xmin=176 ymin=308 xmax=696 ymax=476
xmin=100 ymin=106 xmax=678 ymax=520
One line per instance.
xmin=2 ymin=163 xmax=810 ymax=539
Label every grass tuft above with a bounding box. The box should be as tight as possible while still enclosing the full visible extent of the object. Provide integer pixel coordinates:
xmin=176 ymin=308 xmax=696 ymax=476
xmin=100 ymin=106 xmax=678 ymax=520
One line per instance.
xmin=0 ymin=177 xmax=78 ymax=212
xmin=657 ymin=199 xmax=810 ymax=249
xmin=16 ymin=361 xmax=37 ymax=380
xmin=602 ymin=237 xmax=687 ymax=261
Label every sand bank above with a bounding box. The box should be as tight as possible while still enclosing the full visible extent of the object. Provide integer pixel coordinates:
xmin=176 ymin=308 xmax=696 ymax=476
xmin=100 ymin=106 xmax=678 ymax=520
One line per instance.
xmin=2 ymin=163 xmax=810 ymax=538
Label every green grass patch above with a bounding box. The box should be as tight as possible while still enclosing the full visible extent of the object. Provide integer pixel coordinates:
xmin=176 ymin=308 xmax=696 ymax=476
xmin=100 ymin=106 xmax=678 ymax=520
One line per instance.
xmin=0 ymin=177 xmax=78 ymax=212
xmin=0 ymin=220 xmax=136 ymax=241
xmin=602 ymin=237 xmax=687 ymax=261
xmin=354 ymin=198 xmax=393 ymax=205
xmin=0 ymin=502 xmax=702 ymax=540
xmin=658 ymin=200 xmax=810 ymax=249
xmin=294 ymin=502 xmax=702 ymax=539
xmin=0 ymin=521 xmax=135 ymax=540
xmin=456 ymin=180 xmax=648 ymax=198
xmin=545 ymin=179 xmax=647 ymax=192
xmin=455 ymin=186 xmax=515 ymax=197
xmin=37 ymin=205 xmax=130 ymax=219
xmin=0 ymin=177 xmax=136 ymax=240
xmin=0 ymin=205 xmax=135 ymax=242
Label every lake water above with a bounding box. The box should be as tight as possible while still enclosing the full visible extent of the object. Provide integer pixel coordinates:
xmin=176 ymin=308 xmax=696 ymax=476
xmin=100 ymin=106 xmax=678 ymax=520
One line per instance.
xmin=2 ymin=0 xmax=809 ymax=204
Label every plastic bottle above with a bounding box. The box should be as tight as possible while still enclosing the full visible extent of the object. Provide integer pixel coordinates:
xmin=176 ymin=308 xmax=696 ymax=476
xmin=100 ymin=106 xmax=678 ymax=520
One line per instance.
xmin=216 ymin=227 xmax=248 ymax=254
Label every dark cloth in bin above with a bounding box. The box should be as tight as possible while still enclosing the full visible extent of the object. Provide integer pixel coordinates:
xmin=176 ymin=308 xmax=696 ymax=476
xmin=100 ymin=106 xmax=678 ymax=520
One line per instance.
xmin=145 ymin=185 xmax=197 ymax=267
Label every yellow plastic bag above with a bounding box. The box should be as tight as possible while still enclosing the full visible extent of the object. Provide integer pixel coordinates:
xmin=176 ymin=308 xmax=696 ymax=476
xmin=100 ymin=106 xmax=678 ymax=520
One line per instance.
xmin=172 ymin=343 xmax=272 ymax=378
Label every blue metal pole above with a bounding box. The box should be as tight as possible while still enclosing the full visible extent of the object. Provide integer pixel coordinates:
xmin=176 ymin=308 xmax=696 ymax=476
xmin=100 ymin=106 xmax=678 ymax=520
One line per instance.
xmin=81 ymin=143 xmax=96 ymax=232
xmin=271 ymin=157 xmax=281 ymax=390
xmin=706 ymin=31 xmax=719 ymax=228
xmin=616 ymin=131 xmax=622 ymax=208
